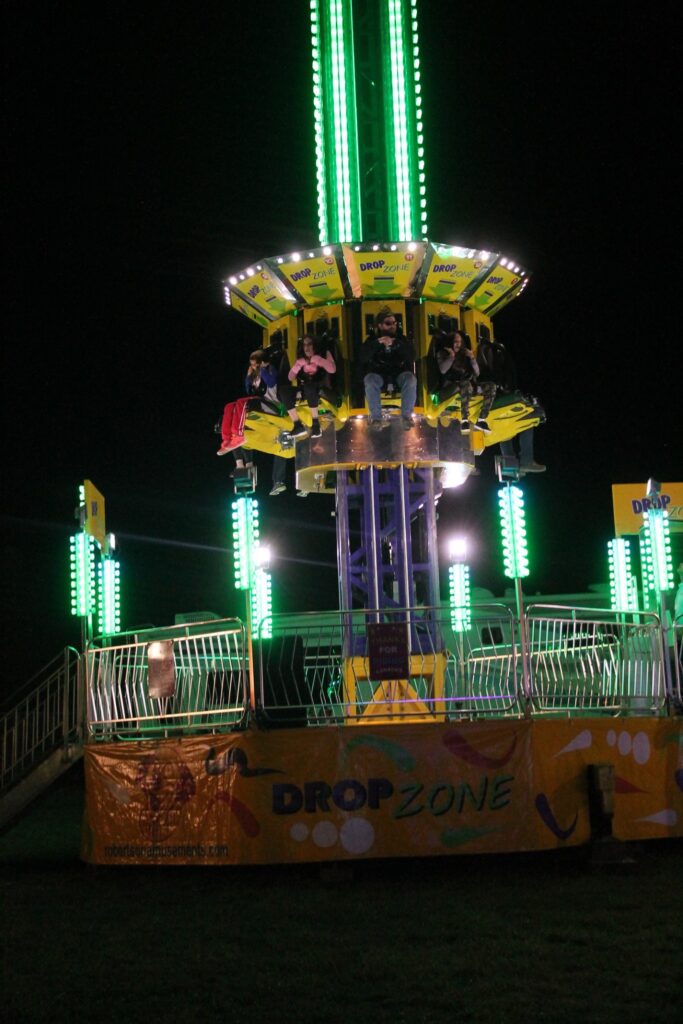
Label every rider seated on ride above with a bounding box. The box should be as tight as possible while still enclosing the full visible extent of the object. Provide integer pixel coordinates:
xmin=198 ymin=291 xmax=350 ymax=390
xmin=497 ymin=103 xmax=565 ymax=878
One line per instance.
xmin=361 ymin=310 xmax=417 ymax=430
xmin=279 ymin=334 xmax=336 ymax=439
xmin=435 ymin=330 xmax=496 ymax=434
xmin=217 ymin=349 xmax=280 ymax=455
xmin=477 ymin=336 xmax=546 ymax=472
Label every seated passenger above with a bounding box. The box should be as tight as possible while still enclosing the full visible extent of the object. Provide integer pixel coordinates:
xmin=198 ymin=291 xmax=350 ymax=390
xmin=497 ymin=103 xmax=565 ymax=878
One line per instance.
xmin=279 ymin=334 xmax=336 ymax=439
xmin=217 ymin=349 xmax=280 ymax=455
xmin=361 ymin=310 xmax=417 ymax=430
xmin=477 ymin=336 xmax=546 ymax=472
xmin=436 ymin=331 xmax=495 ymax=434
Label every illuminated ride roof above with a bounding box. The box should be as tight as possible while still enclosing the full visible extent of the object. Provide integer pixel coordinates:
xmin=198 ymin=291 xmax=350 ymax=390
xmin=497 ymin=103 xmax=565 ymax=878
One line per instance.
xmin=223 ymin=240 xmax=529 ymax=327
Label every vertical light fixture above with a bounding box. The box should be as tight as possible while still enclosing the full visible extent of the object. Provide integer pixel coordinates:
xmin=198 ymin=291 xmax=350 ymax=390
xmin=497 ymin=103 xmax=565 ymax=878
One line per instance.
xmin=231 ymin=496 xmax=260 ymax=591
xmin=607 ymin=538 xmax=638 ymax=612
xmin=448 ymin=536 xmax=471 ymax=633
xmin=310 ymin=0 xmax=362 ymax=243
xmin=381 ymin=0 xmax=426 ymax=239
xmin=639 ymin=507 xmax=674 ymax=610
xmin=252 ymin=568 xmax=273 ymax=639
xmin=70 ymin=532 xmax=97 ymax=617
xmin=498 ymin=483 xmax=531 ymax=702
xmin=98 ymin=556 xmax=121 ymax=635
xmin=498 ymin=485 xmax=530 ymax=580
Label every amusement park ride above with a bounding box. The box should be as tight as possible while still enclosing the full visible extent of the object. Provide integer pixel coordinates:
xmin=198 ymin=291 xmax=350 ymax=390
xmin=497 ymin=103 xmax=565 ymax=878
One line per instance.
xmin=2 ymin=1 xmax=681 ymax=861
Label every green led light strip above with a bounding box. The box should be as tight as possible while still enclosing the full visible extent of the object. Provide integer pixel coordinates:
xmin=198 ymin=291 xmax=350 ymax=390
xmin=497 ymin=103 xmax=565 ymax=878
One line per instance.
xmin=251 ymin=567 xmax=273 ymax=639
xmin=641 ymin=508 xmax=674 ymax=598
xmin=231 ymin=497 xmax=260 ymax=591
xmin=381 ymin=0 xmax=426 ymax=239
xmin=98 ymin=557 xmax=121 ymax=634
xmin=311 ymin=0 xmax=362 ymax=244
xmin=70 ymin=531 xmax=97 ymax=617
xmin=498 ymin=485 xmax=530 ymax=580
xmin=607 ymin=538 xmax=637 ymax=612
xmin=449 ymin=563 xmax=471 ymax=633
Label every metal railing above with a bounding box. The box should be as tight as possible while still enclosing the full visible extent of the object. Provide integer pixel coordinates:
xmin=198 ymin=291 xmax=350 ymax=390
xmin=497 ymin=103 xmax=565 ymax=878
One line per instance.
xmin=673 ymin=614 xmax=683 ymax=706
xmin=87 ymin=619 xmax=248 ymax=739
xmin=1 ymin=648 xmax=81 ymax=792
xmin=526 ymin=605 xmax=668 ymax=714
xmin=75 ymin=603 xmax=677 ymax=739
xmin=255 ymin=605 xmax=520 ymax=726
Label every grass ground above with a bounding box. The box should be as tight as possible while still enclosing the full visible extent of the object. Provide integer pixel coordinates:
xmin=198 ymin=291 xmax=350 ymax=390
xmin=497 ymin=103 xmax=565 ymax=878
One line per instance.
xmin=1 ymin=763 xmax=681 ymax=1024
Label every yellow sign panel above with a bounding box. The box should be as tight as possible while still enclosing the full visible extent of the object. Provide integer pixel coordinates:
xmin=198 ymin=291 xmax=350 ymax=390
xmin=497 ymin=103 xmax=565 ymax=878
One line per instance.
xmin=343 ymin=244 xmax=426 ymax=298
xmin=465 ymin=265 xmax=523 ymax=314
xmin=612 ymin=482 xmax=683 ymax=536
xmin=82 ymin=718 xmax=681 ymax=865
xmin=274 ymin=253 xmax=347 ymax=306
xmin=421 ymin=246 xmax=495 ymax=303
xmin=83 ymin=479 xmax=106 ymax=551
xmin=229 ymin=291 xmax=271 ymax=328
xmin=230 ymin=267 xmax=297 ymax=321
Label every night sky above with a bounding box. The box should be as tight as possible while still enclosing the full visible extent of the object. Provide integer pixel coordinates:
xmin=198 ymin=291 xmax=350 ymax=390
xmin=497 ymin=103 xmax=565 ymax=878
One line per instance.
xmin=2 ymin=1 xmax=679 ymax=687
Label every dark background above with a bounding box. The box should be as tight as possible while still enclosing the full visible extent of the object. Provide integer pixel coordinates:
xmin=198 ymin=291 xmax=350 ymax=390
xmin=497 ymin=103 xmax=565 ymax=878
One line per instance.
xmin=2 ymin=1 xmax=679 ymax=689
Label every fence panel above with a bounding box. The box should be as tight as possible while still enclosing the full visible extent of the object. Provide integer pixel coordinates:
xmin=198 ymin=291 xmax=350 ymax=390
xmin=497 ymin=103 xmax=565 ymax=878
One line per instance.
xmin=526 ymin=606 xmax=668 ymax=714
xmin=87 ymin=620 xmax=248 ymax=738
xmin=673 ymin=615 xmax=683 ymax=706
xmin=255 ymin=606 xmax=521 ymax=726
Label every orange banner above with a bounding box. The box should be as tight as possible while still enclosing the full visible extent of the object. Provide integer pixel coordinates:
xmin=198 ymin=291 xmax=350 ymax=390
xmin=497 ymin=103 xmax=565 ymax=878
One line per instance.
xmin=82 ymin=718 xmax=682 ymax=865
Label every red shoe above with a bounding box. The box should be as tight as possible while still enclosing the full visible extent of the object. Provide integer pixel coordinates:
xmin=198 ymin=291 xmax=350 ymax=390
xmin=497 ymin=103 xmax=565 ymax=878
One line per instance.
xmin=217 ymin=435 xmax=245 ymax=455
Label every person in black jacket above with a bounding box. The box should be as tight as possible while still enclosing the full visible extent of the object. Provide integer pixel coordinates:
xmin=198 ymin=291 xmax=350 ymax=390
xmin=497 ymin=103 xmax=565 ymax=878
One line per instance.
xmin=435 ymin=330 xmax=496 ymax=433
xmin=361 ymin=311 xmax=417 ymax=429
xmin=477 ymin=337 xmax=545 ymax=472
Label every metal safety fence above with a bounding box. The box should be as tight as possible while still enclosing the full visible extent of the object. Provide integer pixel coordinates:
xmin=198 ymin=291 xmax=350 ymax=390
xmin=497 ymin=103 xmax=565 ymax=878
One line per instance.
xmin=86 ymin=619 xmax=248 ymax=739
xmin=1 ymin=647 xmax=81 ymax=792
xmin=78 ymin=605 xmax=677 ymax=739
xmin=673 ymin=615 xmax=683 ymax=707
xmin=526 ymin=606 xmax=668 ymax=715
xmin=254 ymin=605 xmax=520 ymax=726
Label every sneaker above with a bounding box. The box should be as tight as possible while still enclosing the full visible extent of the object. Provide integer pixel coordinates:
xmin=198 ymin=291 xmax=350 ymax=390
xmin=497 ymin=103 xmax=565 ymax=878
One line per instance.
xmin=290 ymin=421 xmax=308 ymax=437
xmin=296 ymin=490 xmax=309 ymax=497
xmin=368 ymin=417 xmax=388 ymax=430
xmin=269 ymin=483 xmax=286 ymax=496
xmin=401 ymin=416 xmax=413 ymax=430
xmin=310 ymin=421 xmax=322 ymax=438
xmin=460 ymin=420 xmax=470 ymax=434
xmin=520 ymin=460 xmax=546 ymax=473
xmin=474 ymin=419 xmax=491 ymax=433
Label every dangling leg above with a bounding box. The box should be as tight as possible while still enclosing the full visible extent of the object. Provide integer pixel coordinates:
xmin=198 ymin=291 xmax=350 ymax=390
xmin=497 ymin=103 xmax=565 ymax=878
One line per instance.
xmin=396 ymin=370 xmax=417 ymax=428
xmin=364 ymin=372 xmax=385 ymax=427
xmin=460 ymin=381 xmax=473 ymax=431
xmin=279 ymin=382 xmax=308 ymax=437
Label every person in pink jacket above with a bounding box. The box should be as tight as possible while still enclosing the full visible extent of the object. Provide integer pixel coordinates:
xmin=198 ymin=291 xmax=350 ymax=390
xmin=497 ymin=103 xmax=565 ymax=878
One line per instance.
xmin=279 ymin=334 xmax=336 ymax=439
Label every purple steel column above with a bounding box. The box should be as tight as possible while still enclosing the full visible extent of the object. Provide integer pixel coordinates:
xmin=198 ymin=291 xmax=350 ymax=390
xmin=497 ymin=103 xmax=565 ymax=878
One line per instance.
xmin=361 ymin=467 xmax=383 ymax=615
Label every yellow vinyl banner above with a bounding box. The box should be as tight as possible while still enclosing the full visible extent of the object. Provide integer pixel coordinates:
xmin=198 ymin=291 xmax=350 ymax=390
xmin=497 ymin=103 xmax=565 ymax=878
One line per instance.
xmin=230 ymin=267 xmax=297 ymax=321
xmin=612 ymin=482 xmax=683 ymax=536
xmin=421 ymin=247 xmax=494 ymax=303
xmin=274 ymin=253 xmax=346 ymax=305
xmin=82 ymin=718 xmax=682 ymax=865
xmin=228 ymin=292 xmax=271 ymax=328
xmin=465 ymin=266 xmax=523 ymax=314
xmin=83 ymin=479 xmax=106 ymax=552
xmin=343 ymin=244 xmax=426 ymax=299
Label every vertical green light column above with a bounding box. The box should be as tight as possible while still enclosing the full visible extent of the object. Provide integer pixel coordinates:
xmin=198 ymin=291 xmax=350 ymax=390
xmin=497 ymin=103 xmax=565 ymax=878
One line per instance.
xmin=98 ymin=557 xmax=121 ymax=635
xmin=381 ymin=0 xmax=427 ymax=239
xmin=607 ymin=538 xmax=638 ymax=612
xmin=310 ymin=0 xmax=362 ymax=243
xmin=639 ymin=508 xmax=674 ymax=610
xmin=449 ymin=563 xmax=471 ymax=633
